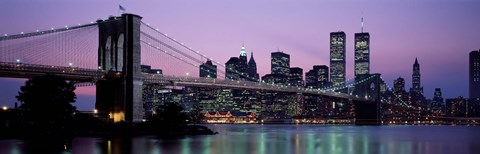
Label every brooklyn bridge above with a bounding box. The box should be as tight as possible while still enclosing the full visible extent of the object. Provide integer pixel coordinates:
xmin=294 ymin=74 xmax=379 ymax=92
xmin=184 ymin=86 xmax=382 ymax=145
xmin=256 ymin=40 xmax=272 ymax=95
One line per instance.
xmin=0 ymin=14 xmax=428 ymax=125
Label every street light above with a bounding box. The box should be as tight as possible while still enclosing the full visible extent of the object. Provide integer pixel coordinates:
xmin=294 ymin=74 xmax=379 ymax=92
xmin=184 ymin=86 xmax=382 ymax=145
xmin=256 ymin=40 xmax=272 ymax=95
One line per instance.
xmin=2 ymin=106 xmax=7 ymax=111
xmin=93 ymin=109 xmax=98 ymax=114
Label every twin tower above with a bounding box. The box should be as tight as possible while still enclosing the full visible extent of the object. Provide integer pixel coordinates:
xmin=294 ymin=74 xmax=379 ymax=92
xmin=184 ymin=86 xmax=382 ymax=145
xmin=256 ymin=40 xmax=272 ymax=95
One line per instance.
xmin=95 ymin=14 xmax=143 ymax=122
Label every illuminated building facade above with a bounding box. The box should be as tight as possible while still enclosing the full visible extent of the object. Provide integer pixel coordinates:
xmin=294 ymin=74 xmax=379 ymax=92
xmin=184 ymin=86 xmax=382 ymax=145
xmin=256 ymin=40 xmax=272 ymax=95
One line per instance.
xmin=470 ymin=50 xmax=480 ymax=99
xmin=431 ymin=88 xmax=444 ymax=115
xmin=288 ymin=67 xmax=303 ymax=87
xmin=446 ymin=96 xmax=467 ymax=117
xmin=305 ymin=65 xmax=329 ymax=89
xmin=354 ymin=32 xmax=370 ymax=76
xmin=411 ymin=58 xmax=423 ymax=95
xmin=238 ymin=45 xmax=248 ymax=80
xmin=271 ymin=51 xmax=290 ymax=76
xmin=200 ymin=59 xmax=217 ymax=78
xmin=204 ymin=111 xmax=256 ymax=123
xmin=330 ymin=32 xmax=346 ymax=88
xmin=261 ymin=74 xmax=288 ymax=85
xmin=225 ymin=57 xmax=239 ymax=80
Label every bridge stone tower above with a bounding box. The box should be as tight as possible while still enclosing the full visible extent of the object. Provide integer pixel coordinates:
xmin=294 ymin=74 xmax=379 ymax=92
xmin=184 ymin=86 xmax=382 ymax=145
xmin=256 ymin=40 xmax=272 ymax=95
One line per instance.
xmin=96 ymin=14 xmax=144 ymax=122
xmin=353 ymin=73 xmax=382 ymax=125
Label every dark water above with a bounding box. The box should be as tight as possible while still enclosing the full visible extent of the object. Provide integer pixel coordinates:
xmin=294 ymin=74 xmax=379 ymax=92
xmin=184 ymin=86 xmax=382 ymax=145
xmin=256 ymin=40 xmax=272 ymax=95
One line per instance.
xmin=1 ymin=125 xmax=480 ymax=154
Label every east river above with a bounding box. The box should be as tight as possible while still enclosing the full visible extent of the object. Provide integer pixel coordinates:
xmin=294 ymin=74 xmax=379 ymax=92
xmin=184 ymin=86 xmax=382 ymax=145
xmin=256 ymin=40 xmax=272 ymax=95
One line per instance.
xmin=1 ymin=124 xmax=480 ymax=154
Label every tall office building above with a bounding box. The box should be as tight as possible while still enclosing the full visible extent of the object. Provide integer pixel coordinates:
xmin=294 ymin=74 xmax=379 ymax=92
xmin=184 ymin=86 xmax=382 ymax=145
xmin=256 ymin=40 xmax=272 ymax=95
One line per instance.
xmin=271 ymin=51 xmax=290 ymax=76
xmin=411 ymin=58 xmax=423 ymax=95
xmin=393 ymin=77 xmax=405 ymax=94
xmin=392 ymin=76 xmax=408 ymax=104
xmin=225 ymin=57 xmax=239 ymax=80
xmin=432 ymin=88 xmax=444 ymax=111
xmin=470 ymin=50 xmax=480 ymax=99
xmin=238 ymin=45 xmax=248 ymax=78
xmin=247 ymin=52 xmax=259 ymax=82
xmin=199 ymin=59 xmax=217 ymax=78
xmin=316 ymin=65 xmax=329 ymax=88
xmin=305 ymin=70 xmax=316 ymax=88
xmin=354 ymin=32 xmax=370 ymax=76
xmin=289 ymin=67 xmax=303 ymax=87
xmin=330 ymin=32 xmax=346 ymax=87
xmin=305 ymin=65 xmax=329 ymax=89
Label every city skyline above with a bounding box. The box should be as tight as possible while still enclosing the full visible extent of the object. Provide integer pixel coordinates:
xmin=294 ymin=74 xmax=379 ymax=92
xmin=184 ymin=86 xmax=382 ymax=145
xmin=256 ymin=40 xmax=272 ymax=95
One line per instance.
xmin=0 ymin=0 xmax=479 ymax=110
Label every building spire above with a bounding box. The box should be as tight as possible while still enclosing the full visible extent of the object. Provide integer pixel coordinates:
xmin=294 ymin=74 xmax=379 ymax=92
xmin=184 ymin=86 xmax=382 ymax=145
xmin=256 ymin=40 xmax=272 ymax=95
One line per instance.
xmin=415 ymin=57 xmax=419 ymax=64
xmin=240 ymin=43 xmax=247 ymax=56
xmin=361 ymin=15 xmax=364 ymax=33
xmin=248 ymin=50 xmax=256 ymax=64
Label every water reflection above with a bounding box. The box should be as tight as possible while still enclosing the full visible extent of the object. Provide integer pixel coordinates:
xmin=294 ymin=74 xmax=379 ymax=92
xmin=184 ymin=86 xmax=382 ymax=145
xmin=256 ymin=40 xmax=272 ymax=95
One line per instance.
xmin=1 ymin=125 xmax=480 ymax=154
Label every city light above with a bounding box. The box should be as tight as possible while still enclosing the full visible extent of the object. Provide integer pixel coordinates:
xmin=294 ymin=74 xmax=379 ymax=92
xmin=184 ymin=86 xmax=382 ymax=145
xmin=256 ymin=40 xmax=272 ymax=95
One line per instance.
xmin=2 ymin=106 xmax=7 ymax=111
xmin=94 ymin=109 xmax=98 ymax=114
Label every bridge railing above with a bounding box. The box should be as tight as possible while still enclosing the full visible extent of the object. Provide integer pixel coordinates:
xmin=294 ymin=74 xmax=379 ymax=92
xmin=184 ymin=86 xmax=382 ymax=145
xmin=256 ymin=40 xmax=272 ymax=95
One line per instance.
xmin=142 ymin=74 xmax=365 ymax=101
xmin=0 ymin=62 xmax=105 ymax=79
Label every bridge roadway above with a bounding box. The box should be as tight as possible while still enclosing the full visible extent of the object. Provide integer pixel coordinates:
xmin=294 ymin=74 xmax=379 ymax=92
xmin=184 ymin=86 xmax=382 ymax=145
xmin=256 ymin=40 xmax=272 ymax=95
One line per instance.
xmin=0 ymin=62 xmax=368 ymax=101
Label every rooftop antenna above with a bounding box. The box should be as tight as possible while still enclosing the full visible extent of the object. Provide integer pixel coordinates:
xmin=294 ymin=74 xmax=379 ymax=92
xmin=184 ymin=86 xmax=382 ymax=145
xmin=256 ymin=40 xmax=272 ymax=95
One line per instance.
xmin=361 ymin=12 xmax=364 ymax=33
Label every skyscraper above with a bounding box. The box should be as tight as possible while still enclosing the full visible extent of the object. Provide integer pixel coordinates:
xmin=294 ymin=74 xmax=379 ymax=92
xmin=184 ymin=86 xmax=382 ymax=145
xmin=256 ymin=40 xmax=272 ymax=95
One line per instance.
xmin=305 ymin=65 xmax=329 ymax=89
xmin=305 ymin=70 xmax=316 ymax=88
xmin=271 ymin=51 xmax=290 ymax=76
xmin=316 ymin=65 xmax=329 ymax=88
xmin=225 ymin=57 xmax=239 ymax=80
xmin=393 ymin=77 xmax=405 ymax=93
xmin=330 ymin=31 xmax=346 ymax=87
xmin=393 ymin=76 xmax=407 ymax=104
xmin=354 ymin=32 xmax=370 ymax=76
xmin=470 ymin=50 xmax=480 ymax=99
xmin=411 ymin=58 xmax=423 ymax=95
xmin=238 ymin=45 xmax=248 ymax=79
xmin=199 ymin=59 xmax=217 ymax=78
xmin=289 ymin=67 xmax=303 ymax=87
xmin=247 ymin=52 xmax=259 ymax=82
xmin=432 ymin=88 xmax=444 ymax=115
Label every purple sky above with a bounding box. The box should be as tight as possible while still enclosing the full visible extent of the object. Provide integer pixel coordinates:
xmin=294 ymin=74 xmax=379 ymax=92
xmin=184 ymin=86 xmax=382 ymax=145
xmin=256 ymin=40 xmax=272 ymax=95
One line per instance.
xmin=0 ymin=0 xmax=479 ymax=111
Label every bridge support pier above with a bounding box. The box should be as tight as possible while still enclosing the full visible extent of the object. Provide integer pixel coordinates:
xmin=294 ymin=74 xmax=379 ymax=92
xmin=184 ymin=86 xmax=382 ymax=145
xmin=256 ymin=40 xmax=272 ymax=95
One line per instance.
xmin=95 ymin=14 xmax=144 ymax=123
xmin=353 ymin=74 xmax=382 ymax=125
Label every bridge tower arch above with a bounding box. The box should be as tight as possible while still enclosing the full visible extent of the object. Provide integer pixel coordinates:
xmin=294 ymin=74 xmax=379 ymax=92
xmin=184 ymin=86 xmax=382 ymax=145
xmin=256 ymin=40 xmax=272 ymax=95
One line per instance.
xmin=95 ymin=14 xmax=144 ymax=122
xmin=353 ymin=73 xmax=382 ymax=125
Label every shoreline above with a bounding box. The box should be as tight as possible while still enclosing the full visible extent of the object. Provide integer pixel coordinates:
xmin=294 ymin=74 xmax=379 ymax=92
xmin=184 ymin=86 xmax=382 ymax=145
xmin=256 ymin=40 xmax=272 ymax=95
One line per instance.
xmin=0 ymin=124 xmax=217 ymax=139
